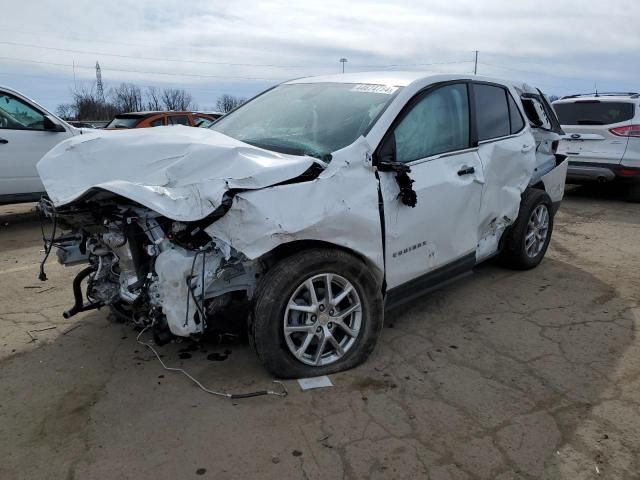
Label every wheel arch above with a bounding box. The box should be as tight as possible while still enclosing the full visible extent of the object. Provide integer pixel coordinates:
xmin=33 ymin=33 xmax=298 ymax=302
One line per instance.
xmin=257 ymin=239 xmax=385 ymax=287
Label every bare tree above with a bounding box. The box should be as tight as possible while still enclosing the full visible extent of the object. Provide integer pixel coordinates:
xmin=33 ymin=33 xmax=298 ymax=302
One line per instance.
xmin=67 ymin=84 xmax=118 ymax=121
xmin=111 ymin=83 xmax=143 ymax=113
xmin=145 ymin=86 xmax=163 ymax=111
xmin=58 ymin=82 xmax=199 ymax=120
xmin=161 ymin=88 xmax=194 ymax=111
xmin=56 ymin=103 xmax=76 ymax=120
xmin=215 ymin=94 xmax=246 ymax=113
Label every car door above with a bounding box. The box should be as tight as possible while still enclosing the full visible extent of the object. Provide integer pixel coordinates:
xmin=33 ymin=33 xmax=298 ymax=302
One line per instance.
xmin=0 ymin=90 xmax=73 ymax=198
xmin=376 ymin=83 xmax=484 ymax=294
xmin=519 ymin=91 xmax=563 ymax=184
xmin=471 ymin=82 xmax=537 ymax=261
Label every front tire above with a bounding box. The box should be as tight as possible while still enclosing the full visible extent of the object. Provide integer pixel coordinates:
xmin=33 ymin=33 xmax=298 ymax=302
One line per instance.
xmin=500 ymin=188 xmax=554 ymax=270
xmin=250 ymin=248 xmax=383 ymax=379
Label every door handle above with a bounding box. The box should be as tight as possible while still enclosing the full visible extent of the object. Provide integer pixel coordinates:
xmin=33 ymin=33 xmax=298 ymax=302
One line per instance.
xmin=0 ymin=138 xmax=8 ymax=144
xmin=457 ymin=166 xmax=475 ymax=176
xmin=521 ymin=144 xmax=533 ymax=153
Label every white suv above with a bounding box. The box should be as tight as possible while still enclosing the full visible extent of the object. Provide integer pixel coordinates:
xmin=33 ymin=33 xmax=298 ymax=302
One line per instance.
xmin=0 ymin=86 xmax=79 ymax=205
xmin=38 ymin=73 xmax=568 ymax=378
xmin=553 ymin=93 xmax=640 ymax=201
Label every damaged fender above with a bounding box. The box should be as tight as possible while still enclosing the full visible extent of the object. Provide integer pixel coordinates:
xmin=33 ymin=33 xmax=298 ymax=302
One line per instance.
xmin=541 ymin=158 xmax=569 ymax=204
xmin=205 ymin=137 xmax=385 ymax=281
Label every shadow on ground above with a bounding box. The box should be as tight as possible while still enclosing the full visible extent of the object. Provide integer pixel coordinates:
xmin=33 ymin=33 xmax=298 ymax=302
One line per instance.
xmin=0 ymin=253 xmax=637 ymax=479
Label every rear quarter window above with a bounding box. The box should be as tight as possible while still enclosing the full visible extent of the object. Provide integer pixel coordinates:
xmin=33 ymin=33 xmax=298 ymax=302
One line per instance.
xmin=508 ymin=95 xmax=525 ymax=133
xmin=553 ymin=101 xmax=634 ymax=125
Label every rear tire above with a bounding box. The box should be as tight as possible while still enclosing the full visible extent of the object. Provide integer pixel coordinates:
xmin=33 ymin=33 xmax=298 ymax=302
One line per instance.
xmin=249 ymin=248 xmax=383 ymax=379
xmin=500 ymin=188 xmax=554 ymax=270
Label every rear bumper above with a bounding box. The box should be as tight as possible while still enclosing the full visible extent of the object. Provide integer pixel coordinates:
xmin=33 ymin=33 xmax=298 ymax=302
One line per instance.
xmin=567 ymin=161 xmax=640 ymax=184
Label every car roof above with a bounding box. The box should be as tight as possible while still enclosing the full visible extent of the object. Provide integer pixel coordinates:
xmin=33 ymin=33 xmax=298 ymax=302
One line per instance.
xmin=283 ymin=71 xmax=538 ymax=92
xmin=554 ymin=93 xmax=640 ymax=104
xmin=117 ymin=111 xmax=194 ymax=117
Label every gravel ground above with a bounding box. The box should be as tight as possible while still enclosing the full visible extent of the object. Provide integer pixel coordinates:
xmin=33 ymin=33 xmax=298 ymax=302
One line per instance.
xmin=0 ymin=186 xmax=638 ymax=480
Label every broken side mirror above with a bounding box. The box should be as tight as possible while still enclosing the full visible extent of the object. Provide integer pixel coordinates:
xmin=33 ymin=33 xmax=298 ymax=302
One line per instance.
xmin=43 ymin=115 xmax=66 ymax=132
xmin=376 ymin=132 xmax=397 ymax=167
xmin=375 ymin=134 xmax=417 ymax=207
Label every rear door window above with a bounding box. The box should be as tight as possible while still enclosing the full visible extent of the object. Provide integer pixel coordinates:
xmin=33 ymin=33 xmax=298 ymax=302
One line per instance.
xmin=473 ymin=84 xmax=511 ymax=141
xmin=553 ymin=101 xmax=634 ymax=125
xmin=150 ymin=118 xmax=164 ymax=127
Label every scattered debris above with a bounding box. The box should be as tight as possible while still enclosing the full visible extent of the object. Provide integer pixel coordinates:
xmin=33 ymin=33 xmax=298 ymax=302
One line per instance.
xmin=62 ymin=323 xmax=83 ymax=335
xmin=298 ymin=375 xmax=333 ymax=391
xmin=26 ymin=325 xmax=57 ymax=342
xmin=292 ymin=450 xmax=303 ymax=457
xmin=196 ymin=468 xmax=207 ymax=475
xmin=136 ymin=326 xmax=287 ymax=399
xmin=35 ymin=287 xmax=55 ymax=294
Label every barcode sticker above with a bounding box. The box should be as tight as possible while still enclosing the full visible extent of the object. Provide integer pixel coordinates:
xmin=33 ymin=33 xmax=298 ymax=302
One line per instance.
xmin=350 ymin=84 xmax=398 ymax=95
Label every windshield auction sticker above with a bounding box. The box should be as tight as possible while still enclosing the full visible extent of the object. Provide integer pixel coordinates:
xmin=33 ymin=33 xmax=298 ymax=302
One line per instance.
xmin=350 ymin=84 xmax=398 ymax=95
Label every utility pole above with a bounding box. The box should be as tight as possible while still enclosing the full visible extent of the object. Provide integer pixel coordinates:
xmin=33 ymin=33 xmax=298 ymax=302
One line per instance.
xmin=72 ymin=60 xmax=77 ymax=90
xmin=95 ymin=61 xmax=104 ymax=101
xmin=340 ymin=57 xmax=348 ymax=73
xmin=474 ymin=50 xmax=479 ymax=75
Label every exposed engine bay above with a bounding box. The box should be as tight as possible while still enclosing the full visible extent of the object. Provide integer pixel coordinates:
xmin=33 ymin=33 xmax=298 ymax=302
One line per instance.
xmin=39 ymin=194 xmax=259 ymax=345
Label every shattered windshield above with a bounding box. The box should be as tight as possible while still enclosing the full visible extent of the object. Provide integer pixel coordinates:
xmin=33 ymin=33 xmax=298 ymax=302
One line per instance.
xmin=211 ymin=83 xmax=400 ymax=160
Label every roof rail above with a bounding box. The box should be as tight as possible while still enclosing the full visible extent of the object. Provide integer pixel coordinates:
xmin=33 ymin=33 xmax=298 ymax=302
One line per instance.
xmin=561 ymin=92 xmax=640 ymax=100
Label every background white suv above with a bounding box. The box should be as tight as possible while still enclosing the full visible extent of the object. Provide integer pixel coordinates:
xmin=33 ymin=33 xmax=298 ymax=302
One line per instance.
xmin=0 ymin=86 xmax=79 ymax=205
xmin=553 ymin=93 xmax=640 ymax=201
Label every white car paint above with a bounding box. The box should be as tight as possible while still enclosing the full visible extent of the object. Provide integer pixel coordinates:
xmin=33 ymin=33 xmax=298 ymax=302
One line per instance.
xmin=0 ymin=86 xmax=79 ymax=203
xmin=39 ymin=72 xmax=568 ymax=338
xmin=553 ymin=95 xmax=640 ymax=182
xmin=38 ymin=126 xmax=318 ymax=221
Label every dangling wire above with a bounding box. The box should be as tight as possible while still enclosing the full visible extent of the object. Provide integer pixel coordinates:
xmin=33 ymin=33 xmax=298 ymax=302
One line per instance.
xmin=136 ymin=326 xmax=287 ymax=399
xmin=38 ymin=198 xmax=58 ymax=281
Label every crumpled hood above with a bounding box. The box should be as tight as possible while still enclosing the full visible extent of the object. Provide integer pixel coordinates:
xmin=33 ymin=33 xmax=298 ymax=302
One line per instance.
xmin=37 ymin=126 xmax=318 ymax=221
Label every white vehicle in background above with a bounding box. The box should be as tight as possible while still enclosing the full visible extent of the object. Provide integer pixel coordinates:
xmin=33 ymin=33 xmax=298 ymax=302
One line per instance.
xmin=38 ymin=73 xmax=568 ymax=378
xmin=553 ymin=93 xmax=640 ymax=201
xmin=0 ymin=86 xmax=79 ymax=205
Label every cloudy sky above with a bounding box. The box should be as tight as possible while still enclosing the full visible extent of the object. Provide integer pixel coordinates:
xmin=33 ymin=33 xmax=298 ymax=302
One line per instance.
xmin=1 ymin=0 xmax=639 ymax=113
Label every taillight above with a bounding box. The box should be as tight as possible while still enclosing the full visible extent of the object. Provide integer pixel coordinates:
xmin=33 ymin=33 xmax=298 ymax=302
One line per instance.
xmin=609 ymin=125 xmax=640 ymax=137
xmin=551 ymin=140 xmax=559 ymax=153
xmin=618 ymin=168 xmax=640 ymax=177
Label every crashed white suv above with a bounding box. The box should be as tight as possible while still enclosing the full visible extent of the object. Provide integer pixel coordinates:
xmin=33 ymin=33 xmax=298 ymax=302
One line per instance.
xmin=38 ymin=73 xmax=568 ymax=378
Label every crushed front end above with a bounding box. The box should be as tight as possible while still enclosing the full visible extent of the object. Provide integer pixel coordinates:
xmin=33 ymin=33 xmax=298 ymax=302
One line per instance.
xmin=38 ymin=194 xmax=259 ymax=344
